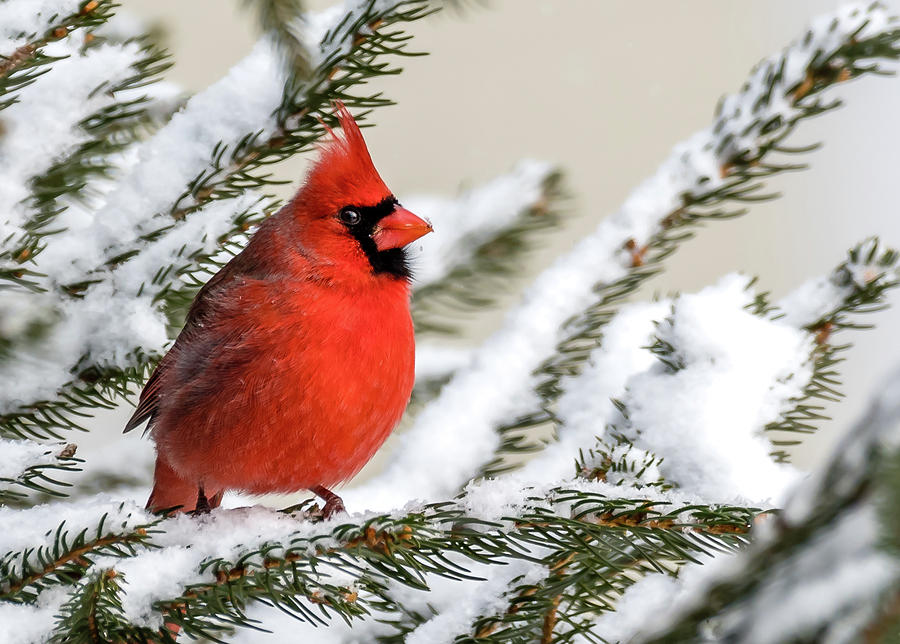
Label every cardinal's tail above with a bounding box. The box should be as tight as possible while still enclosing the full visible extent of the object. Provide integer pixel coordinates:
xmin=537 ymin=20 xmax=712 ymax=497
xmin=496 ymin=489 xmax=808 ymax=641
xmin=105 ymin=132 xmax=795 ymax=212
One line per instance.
xmin=147 ymin=456 xmax=223 ymax=514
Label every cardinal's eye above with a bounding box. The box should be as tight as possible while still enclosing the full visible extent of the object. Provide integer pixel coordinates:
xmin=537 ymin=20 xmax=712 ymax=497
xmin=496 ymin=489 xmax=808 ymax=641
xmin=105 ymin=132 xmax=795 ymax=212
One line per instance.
xmin=339 ymin=208 xmax=361 ymax=226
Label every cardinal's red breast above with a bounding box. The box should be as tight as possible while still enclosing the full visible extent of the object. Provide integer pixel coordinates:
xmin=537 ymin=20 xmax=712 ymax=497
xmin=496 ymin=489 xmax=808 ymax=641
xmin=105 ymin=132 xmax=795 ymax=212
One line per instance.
xmin=152 ymin=273 xmax=414 ymax=495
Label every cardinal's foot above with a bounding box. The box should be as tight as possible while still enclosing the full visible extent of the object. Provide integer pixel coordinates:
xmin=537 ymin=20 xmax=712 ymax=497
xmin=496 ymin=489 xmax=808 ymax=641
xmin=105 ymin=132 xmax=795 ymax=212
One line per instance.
xmin=311 ymin=485 xmax=346 ymax=519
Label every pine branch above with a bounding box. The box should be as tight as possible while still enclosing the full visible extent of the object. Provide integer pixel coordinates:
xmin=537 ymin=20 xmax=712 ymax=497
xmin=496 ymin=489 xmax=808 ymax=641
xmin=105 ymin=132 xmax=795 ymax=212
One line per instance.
xmin=157 ymin=497 xmax=749 ymax=642
xmin=0 ymin=1 xmax=113 ymax=92
xmin=0 ymin=39 xmax=172 ymax=290
xmin=51 ymin=568 xmax=156 ymax=644
xmin=2 ymin=484 xmax=754 ymax=641
xmin=0 ymin=509 xmax=158 ymax=603
xmin=767 ymin=238 xmax=900 ymax=458
xmin=0 ymin=440 xmax=81 ymax=504
xmin=568 ymin=241 xmax=900 ymax=501
xmin=77 ymin=0 xmax=442 ymax=284
xmin=478 ymin=7 xmax=900 ymax=479
xmin=642 ymin=369 xmax=900 ymax=643
xmin=246 ymin=0 xmax=312 ymax=81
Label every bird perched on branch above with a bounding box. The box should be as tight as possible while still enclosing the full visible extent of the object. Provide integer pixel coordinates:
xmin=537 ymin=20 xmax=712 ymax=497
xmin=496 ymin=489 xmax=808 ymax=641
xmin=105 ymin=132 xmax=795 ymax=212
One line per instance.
xmin=125 ymin=104 xmax=432 ymax=517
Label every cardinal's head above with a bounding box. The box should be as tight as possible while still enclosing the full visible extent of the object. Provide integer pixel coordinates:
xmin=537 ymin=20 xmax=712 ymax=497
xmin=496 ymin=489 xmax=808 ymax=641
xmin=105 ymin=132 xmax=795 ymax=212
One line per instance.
xmin=288 ymin=102 xmax=432 ymax=281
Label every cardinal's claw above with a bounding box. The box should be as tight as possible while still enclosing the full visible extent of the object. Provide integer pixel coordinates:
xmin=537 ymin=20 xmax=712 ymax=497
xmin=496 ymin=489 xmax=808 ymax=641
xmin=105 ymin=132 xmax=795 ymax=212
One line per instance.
xmin=311 ymin=485 xmax=346 ymax=518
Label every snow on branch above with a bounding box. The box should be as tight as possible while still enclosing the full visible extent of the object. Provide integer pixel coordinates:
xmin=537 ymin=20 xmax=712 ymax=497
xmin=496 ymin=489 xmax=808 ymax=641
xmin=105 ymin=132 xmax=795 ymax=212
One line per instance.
xmin=534 ymin=2 xmax=900 ymax=402
xmin=766 ymin=238 xmax=900 ymax=441
xmin=0 ymin=496 xmax=155 ymax=613
xmin=777 ymin=236 xmax=900 ymax=329
xmin=590 ymin=275 xmax=810 ymax=505
xmin=0 ymin=194 xmax=270 ymax=422
xmin=557 ymin=240 xmax=899 ymax=505
xmin=341 ymin=3 xmax=900 ymax=512
xmin=0 ymin=0 xmax=105 ymax=56
xmin=31 ymin=39 xmax=285 ymax=286
xmin=0 ymin=36 xmax=161 ymax=277
xmin=631 ymin=367 xmax=900 ymax=644
xmin=513 ymin=300 xmax=671 ymax=487
xmin=0 ymin=439 xmax=79 ymax=501
xmin=0 ymin=475 xmax=752 ymax=641
xmin=35 ymin=0 xmax=439 ymax=289
xmin=408 ymin=160 xmax=561 ymax=332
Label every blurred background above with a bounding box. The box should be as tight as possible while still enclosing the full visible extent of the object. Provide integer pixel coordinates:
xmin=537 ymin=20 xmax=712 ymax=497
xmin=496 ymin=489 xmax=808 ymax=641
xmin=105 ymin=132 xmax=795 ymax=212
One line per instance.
xmin=91 ymin=0 xmax=900 ymax=475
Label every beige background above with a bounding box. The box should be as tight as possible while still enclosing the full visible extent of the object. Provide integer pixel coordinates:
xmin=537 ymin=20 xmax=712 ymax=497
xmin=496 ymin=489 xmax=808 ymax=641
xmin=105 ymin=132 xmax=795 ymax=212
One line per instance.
xmin=101 ymin=0 xmax=900 ymax=471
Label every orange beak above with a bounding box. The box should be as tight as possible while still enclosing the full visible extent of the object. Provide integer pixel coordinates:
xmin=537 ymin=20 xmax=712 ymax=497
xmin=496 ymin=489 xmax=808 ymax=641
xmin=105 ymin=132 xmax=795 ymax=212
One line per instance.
xmin=373 ymin=207 xmax=433 ymax=251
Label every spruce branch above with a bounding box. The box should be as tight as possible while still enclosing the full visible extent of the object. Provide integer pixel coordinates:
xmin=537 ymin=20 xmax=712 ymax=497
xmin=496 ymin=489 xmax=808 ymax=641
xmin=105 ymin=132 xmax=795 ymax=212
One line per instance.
xmin=0 ymin=0 xmax=113 ymax=89
xmin=537 ymin=13 xmax=900 ymax=398
xmin=570 ymin=241 xmax=900 ymax=500
xmin=766 ymin=238 xmax=900 ymax=456
xmin=145 ymin=493 xmax=750 ymax=641
xmin=246 ymin=0 xmax=312 ymax=81
xmin=479 ymin=6 xmax=900 ymax=479
xmin=0 ymin=39 xmax=172 ymax=290
xmin=0 ymin=487 xmax=754 ymax=641
xmin=0 ymin=510 xmax=158 ymax=603
xmin=50 ymin=568 xmax=152 ymax=644
xmin=0 ymin=440 xmax=81 ymax=504
xmin=642 ymin=369 xmax=900 ymax=643
xmin=95 ymin=0 xmax=441 ymax=279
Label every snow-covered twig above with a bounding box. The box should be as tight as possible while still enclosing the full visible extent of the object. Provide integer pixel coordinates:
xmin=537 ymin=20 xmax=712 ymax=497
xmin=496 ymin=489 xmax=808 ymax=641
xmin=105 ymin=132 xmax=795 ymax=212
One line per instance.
xmin=0 ymin=36 xmax=160 ymax=274
xmin=0 ymin=475 xmax=751 ymax=641
xmin=0 ymin=0 xmax=100 ymax=55
xmin=632 ymin=366 xmax=900 ymax=643
xmin=0 ymin=195 xmax=270 ymax=418
xmin=0 ymin=439 xmax=79 ymax=501
xmin=592 ymin=275 xmax=809 ymax=505
xmin=409 ymin=160 xmax=563 ymax=334
xmin=409 ymin=160 xmax=557 ymax=287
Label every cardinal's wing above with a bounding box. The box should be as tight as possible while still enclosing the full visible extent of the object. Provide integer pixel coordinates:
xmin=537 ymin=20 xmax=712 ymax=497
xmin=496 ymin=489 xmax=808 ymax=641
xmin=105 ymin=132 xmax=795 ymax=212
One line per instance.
xmin=123 ymin=252 xmax=259 ymax=434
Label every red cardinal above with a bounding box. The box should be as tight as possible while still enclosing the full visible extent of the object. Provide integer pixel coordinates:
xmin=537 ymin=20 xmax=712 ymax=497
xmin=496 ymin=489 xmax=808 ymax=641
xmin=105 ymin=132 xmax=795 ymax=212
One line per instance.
xmin=125 ymin=104 xmax=432 ymax=516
